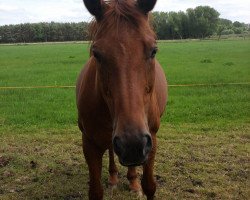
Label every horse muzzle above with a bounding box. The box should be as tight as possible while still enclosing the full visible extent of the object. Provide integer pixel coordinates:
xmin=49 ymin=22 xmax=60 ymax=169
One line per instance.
xmin=113 ymin=132 xmax=152 ymax=166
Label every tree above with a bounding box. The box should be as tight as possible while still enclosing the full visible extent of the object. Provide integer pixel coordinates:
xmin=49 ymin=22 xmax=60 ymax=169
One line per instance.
xmin=152 ymin=12 xmax=169 ymax=39
xmin=220 ymin=18 xmax=233 ymax=28
xmin=187 ymin=6 xmax=220 ymax=38
xmin=217 ymin=18 xmax=233 ymax=40
xmin=233 ymin=21 xmax=242 ymax=28
xmin=167 ymin=11 xmax=189 ymax=39
xmin=217 ymin=25 xmax=225 ymax=40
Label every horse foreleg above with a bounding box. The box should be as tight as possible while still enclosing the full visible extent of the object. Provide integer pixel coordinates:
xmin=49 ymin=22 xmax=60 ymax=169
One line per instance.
xmin=108 ymin=148 xmax=119 ymax=187
xmin=83 ymin=135 xmax=104 ymax=200
xmin=127 ymin=166 xmax=142 ymax=195
xmin=141 ymin=134 xmax=157 ymax=200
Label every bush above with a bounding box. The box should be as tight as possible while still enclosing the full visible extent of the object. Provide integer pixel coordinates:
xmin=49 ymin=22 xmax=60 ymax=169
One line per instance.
xmin=234 ymin=28 xmax=243 ymax=34
xmin=221 ymin=29 xmax=234 ymax=35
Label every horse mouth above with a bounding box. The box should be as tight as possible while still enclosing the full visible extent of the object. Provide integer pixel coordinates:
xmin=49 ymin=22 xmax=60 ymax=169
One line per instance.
xmin=119 ymin=158 xmax=147 ymax=167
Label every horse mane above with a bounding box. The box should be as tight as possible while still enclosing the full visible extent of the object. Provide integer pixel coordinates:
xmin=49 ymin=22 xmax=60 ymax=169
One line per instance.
xmin=89 ymin=0 xmax=155 ymax=41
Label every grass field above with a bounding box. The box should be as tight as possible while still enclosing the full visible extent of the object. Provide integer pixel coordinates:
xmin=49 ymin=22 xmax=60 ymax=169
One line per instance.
xmin=0 ymin=39 xmax=250 ymax=199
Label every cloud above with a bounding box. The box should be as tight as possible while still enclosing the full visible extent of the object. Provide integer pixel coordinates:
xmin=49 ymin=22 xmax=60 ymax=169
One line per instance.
xmin=0 ymin=0 xmax=91 ymax=25
xmin=0 ymin=7 xmax=30 ymax=25
xmin=0 ymin=0 xmax=249 ymax=25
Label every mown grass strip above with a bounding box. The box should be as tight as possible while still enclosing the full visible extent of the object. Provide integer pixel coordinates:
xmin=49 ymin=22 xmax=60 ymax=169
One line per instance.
xmin=0 ymin=82 xmax=249 ymax=90
xmin=168 ymin=82 xmax=250 ymax=87
xmin=0 ymin=85 xmax=75 ymax=90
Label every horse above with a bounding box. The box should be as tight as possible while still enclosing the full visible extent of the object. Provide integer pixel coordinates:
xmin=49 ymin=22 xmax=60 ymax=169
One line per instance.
xmin=76 ymin=0 xmax=167 ymax=199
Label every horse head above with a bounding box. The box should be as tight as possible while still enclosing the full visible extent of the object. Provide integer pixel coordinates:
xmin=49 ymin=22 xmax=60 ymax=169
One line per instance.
xmin=84 ymin=0 xmax=158 ymax=166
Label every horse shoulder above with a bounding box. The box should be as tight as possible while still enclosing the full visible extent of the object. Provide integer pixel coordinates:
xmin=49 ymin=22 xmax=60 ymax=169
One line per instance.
xmin=154 ymin=60 xmax=168 ymax=117
xmin=76 ymin=59 xmax=113 ymax=146
xmin=147 ymin=61 xmax=167 ymax=133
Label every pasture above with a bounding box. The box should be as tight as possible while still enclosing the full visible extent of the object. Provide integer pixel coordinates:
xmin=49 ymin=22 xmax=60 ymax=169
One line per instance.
xmin=0 ymin=39 xmax=249 ymax=199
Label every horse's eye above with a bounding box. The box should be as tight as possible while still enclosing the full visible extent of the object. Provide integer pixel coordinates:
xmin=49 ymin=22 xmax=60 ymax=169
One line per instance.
xmin=150 ymin=47 xmax=158 ymax=59
xmin=92 ymin=49 xmax=102 ymax=62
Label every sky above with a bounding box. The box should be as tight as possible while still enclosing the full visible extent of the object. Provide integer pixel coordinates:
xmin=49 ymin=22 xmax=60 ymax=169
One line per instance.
xmin=0 ymin=0 xmax=250 ymax=26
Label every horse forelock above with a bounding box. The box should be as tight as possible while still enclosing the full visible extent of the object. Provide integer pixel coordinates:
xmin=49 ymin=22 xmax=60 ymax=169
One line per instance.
xmin=89 ymin=0 xmax=155 ymax=41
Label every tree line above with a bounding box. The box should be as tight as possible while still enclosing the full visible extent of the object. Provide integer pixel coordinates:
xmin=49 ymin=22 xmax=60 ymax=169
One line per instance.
xmin=0 ymin=6 xmax=249 ymax=43
xmin=0 ymin=22 xmax=89 ymax=43
xmin=152 ymin=6 xmax=249 ymax=40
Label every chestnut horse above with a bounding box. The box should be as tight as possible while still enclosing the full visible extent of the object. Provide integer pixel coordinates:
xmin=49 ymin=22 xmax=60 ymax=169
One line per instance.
xmin=76 ymin=0 xmax=167 ymax=199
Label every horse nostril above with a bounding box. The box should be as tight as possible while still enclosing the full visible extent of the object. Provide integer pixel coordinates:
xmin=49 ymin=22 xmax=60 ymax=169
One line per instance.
xmin=143 ymin=134 xmax=152 ymax=157
xmin=113 ymin=136 xmax=123 ymax=157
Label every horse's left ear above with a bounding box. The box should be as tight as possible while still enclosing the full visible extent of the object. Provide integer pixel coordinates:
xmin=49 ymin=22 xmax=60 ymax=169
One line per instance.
xmin=83 ymin=0 xmax=105 ymax=21
xmin=137 ymin=0 xmax=157 ymax=14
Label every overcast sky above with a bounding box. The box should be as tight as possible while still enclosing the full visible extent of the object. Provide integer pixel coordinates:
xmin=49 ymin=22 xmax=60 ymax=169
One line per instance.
xmin=0 ymin=0 xmax=249 ymax=25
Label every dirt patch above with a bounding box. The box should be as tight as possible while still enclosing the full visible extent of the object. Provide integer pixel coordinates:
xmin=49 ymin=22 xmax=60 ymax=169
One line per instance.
xmin=184 ymin=188 xmax=195 ymax=193
xmin=0 ymin=156 xmax=11 ymax=167
xmin=64 ymin=192 xmax=83 ymax=200
xmin=30 ymin=160 xmax=37 ymax=169
xmin=155 ymin=174 xmax=166 ymax=186
xmin=189 ymin=176 xmax=203 ymax=187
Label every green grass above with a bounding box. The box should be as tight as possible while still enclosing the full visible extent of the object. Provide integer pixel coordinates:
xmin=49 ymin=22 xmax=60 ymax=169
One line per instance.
xmin=0 ymin=39 xmax=250 ymax=199
xmin=158 ymin=40 xmax=250 ymax=84
xmin=0 ymin=40 xmax=249 ymax=128
xmin=0 ymin=43 xmax=88 ymax=87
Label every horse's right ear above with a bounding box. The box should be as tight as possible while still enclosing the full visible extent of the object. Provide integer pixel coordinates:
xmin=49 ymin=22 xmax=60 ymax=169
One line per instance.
xmin=83 ymin=0 xmax=104 ymax=21
xmin=137 ymin=0 xmax=157 ymax=15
